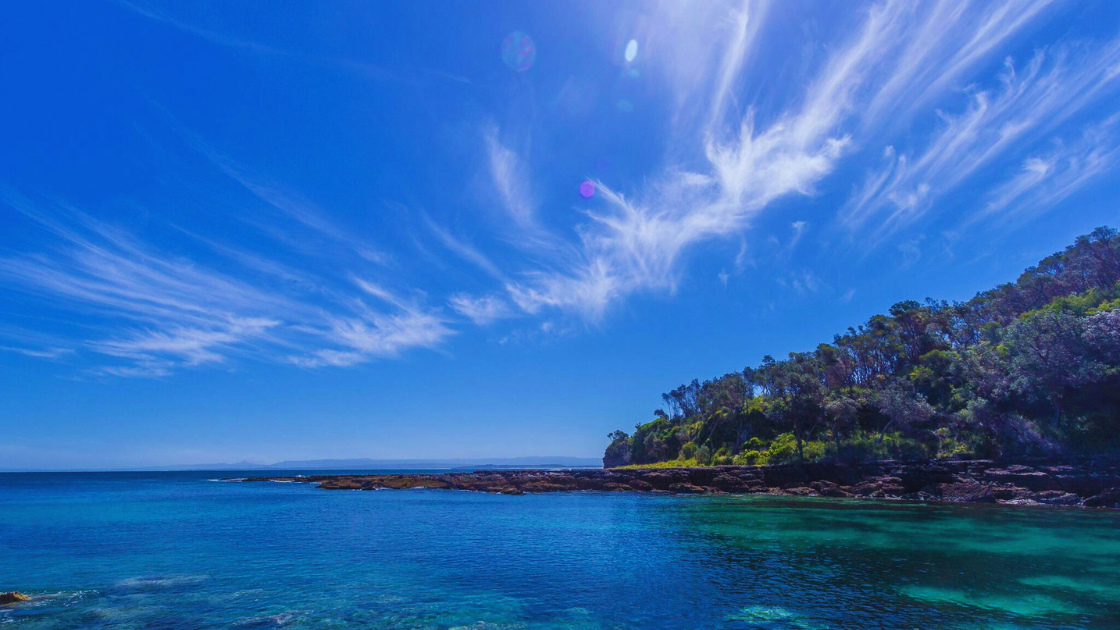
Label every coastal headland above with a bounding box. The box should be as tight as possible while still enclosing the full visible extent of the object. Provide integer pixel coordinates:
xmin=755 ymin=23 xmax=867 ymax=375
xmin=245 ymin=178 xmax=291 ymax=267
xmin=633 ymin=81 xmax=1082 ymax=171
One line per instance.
xmin=246 ymin=459 xmax=1120 ymax=507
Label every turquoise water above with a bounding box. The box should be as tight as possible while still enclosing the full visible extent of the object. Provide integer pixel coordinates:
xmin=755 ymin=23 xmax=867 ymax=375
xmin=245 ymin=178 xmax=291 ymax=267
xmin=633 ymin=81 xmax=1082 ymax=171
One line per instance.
xmin=2 ymin=472 xmax=1119 ymax=629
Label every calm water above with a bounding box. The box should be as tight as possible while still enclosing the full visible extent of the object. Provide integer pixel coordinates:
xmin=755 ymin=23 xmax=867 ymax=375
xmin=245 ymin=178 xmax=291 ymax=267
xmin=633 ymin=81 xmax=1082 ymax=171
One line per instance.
xmin=2 ymin=472 xmax=1119 ymax=629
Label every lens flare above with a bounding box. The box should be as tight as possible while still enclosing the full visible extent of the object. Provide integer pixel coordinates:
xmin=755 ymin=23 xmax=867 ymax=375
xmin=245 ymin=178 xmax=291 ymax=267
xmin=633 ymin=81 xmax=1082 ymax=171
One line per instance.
xmin=624 ymin=39 xmax=638 ymax=63
xmin=579 ymin=180 xmax=596 ymax=199
xmin=501 ymin=32 xmax=537 ymax=72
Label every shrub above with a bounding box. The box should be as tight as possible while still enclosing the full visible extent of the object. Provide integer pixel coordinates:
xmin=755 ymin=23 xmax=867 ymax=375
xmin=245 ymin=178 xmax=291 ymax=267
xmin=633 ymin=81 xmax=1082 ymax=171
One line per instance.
xmin=680 ymin=442 xmax=698 ymax=459
xmin=733 ymin=450 xmax=767 ymax=466
xmin=802 ymin=440 xmax=827 ymax=462
xmin=695 ymin=445 xmax=712 ymax=466
xmin=617 ymin=458 xmax=701 ymax=469
xmin=766 ymin=433 xmax=800 ymax=464
xmin=934 ymin=428 xmax=975 ymax=459
xmin=835 ymin=431 xmax=933 ymax=462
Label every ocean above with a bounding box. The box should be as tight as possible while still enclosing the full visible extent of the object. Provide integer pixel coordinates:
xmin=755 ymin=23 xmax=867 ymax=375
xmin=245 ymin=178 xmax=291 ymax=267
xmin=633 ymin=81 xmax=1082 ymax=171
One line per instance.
xmin=2 ymin=471 xmax=1118 ymax=629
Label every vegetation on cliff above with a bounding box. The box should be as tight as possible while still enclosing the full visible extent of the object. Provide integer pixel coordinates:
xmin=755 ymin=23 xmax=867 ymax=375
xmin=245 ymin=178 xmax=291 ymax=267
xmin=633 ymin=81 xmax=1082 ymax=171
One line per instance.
xmin=604 ymin=228 xmax=1120 ymax=468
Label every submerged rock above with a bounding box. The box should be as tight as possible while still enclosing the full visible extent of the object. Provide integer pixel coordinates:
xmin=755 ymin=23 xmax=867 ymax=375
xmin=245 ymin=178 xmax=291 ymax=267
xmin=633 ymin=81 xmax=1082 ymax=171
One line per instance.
xmin=1083 ymin=487 xmax=1120 ymax=508
xmin=938 ymin=482 xmax=997 ymax=503
xmin=0 ymin=592 xmax=30 ymax=605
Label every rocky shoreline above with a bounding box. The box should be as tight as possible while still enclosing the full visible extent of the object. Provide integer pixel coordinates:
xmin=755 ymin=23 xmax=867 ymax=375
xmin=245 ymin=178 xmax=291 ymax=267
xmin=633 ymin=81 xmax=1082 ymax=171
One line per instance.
xmin=245 ymin=459 xmax=1120 ymax=508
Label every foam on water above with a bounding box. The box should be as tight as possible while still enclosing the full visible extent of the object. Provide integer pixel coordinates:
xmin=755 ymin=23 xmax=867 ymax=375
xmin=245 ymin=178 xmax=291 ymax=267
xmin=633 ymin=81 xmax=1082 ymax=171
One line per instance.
xmin=113 ymin=575 xmax=209 ymax=592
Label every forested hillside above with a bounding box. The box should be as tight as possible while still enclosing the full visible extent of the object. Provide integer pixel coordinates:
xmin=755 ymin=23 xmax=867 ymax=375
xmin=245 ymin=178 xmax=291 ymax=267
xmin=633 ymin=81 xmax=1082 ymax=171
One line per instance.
xmin=604 ymin=228 xmax=1120 ymax=468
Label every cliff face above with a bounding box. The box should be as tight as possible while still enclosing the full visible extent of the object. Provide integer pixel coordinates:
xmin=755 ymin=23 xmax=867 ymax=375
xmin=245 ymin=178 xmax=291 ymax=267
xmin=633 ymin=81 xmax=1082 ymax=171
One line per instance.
xmin=250 ymin=458 xmax=1120 ymax=508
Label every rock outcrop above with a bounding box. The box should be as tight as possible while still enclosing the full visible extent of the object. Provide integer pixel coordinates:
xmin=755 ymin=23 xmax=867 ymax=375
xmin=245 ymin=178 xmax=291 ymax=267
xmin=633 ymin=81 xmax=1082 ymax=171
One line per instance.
xmin=0 ymin=593 xmax=30 ymax=605
xmin=244 ymin=458 xmax=1120 ymax=508
xmin=601 ymin=439 xmax=631 ymax=469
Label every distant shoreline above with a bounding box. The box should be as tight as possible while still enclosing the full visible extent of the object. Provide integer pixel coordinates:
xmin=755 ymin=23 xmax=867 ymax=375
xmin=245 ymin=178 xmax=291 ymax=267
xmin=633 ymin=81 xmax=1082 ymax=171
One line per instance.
xmin=244 ymin=458 xmax=1120 ymax=508
xmin=0 ymin=459 xmax=602 ymax=474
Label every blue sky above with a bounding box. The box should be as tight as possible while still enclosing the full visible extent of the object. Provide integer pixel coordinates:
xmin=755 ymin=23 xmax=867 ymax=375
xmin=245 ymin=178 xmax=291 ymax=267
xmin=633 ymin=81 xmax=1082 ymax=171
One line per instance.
xmin=3 ymin=0 xmax=1120 ymax=469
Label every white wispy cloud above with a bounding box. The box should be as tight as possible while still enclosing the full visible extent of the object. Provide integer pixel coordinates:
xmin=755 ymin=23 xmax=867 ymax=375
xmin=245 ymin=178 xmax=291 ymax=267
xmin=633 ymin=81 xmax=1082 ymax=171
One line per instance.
xmin=0 ymin=191 xmax=295 ymax=327
xmin=110 ymin=0 xmax=282 ymax=54
xmin=500 ymin=0 xmax=891 ymax=318
xmin=165 ymin=119 xmax=397 ymax=267
xmin=421 ymin=213 xmax=507 ymax=281
xmin=974 ymin=114 xmax=1120 ymax=227
xmin=860 ymin=0 xmax=1057 ymax=130
xmin=706 ymin=1 xmax=769 ymax=133
xmin=488 ymin=0 xmax=1094 ymax=319
xmin=9 ymin=0 xmax=1118 ymax=372
xmin=778 ymin=271 xmax=823 ymax=296
xmin=287 ymin=276 xmax=455 ymax=368
xmin=0 ymin=191 xmax=456 ymax=376
xmin=789 ymin=221 xmax=808 ymax=249
xmin=448 ymin=294 xmax=514 ymax=325
xmin=295 ymin=309 xmax=454 ymax=368
xmin=113 ymin=1 xmax=406 ymax=84
xmin=0 ymin=345 xmax=74 ymax=359
xmin=92 ymin=317 xmax=279 ymax=370
xmin=485 ymin=125 xmax=536 ymax=228
xmin=844 ymin=40 xmax=1120 ymax=239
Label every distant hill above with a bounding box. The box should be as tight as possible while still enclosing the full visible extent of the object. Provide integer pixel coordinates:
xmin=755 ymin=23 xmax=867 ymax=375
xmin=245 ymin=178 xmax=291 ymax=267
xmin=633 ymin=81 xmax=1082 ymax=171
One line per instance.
xmin=2 ymin=456 xmax=602 ymax=473
xmin=260 ymin=457 xmax=602 ymax=470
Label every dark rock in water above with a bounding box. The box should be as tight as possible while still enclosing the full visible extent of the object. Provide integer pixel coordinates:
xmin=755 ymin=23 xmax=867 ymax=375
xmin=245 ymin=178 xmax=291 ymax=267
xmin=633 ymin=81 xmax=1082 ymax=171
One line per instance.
xmin=667 ymin=482 xmax=708 ymax=494
xmin=810 ymin=481 xmax=851 ymax=497
xmin=240 ymin=458 xmax=1120 ymax=508
xmin=1083 ymin=487 xmax=1120 ymax=508
xmin=1036 ymin=491 xmax=1081 ymax=506
xmin=0 ymin=592 xmax=30 ymax=605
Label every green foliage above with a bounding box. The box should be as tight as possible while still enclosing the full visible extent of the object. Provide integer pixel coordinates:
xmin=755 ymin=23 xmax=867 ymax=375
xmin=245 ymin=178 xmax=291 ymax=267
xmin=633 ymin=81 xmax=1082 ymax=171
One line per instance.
xmin=604 ymin=228 xmax=1120 ymax=467
xmin=695 ymin=445 xmax=712 ymax=466
xmin=835 ymin=432 xmax=932 ymax=462
xmin=732 ymin=450 xmax=768 ymax=466
xmin=935 ymin=428 xmax=976 ymax=460
xmin=617 ymin=459 xmax=704 ymax=470
xmin=766 ymin=433 xmax=799 ymax=464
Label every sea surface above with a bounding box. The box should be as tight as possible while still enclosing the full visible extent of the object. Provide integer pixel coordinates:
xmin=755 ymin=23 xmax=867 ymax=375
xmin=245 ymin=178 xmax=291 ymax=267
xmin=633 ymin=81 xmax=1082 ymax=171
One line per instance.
xmin=2 ymin=471 xmax=1119 ymax=629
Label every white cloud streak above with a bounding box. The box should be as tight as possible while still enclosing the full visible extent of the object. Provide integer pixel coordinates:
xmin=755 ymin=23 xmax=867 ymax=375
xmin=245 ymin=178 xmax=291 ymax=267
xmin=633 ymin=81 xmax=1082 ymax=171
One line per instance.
xmin=485 ymin=125 xmax=536 ymax=228
xmin=421 ymin=214 xmax=507 ymax=282
xmin=448 ymin=294 xmax=513 ymax=325
xmin=844 ymin=39 xmax=1120 ymax=239
xmin=975 ymin=114 xmax=1120 ymax=227
xmin=0 ymin=191 xmax=456 ymax=377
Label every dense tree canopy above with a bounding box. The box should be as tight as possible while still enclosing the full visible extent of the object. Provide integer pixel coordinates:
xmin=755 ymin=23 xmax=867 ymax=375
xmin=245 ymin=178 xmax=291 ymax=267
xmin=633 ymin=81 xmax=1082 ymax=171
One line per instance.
xmin=604 ymin=228 xmax=1120 ymax=468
